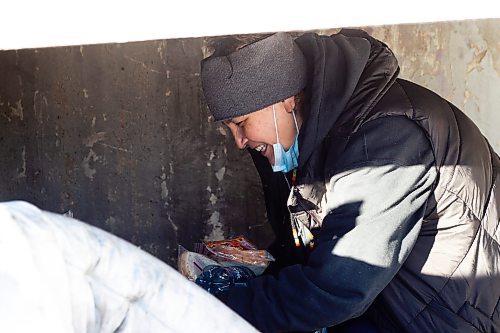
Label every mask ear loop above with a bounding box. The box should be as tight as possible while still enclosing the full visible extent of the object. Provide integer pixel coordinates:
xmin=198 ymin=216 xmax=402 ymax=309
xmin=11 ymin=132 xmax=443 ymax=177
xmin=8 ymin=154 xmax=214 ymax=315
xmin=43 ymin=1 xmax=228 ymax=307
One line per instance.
xmin=292 ymin=110 xmax=299 ymax=134
xmin=273 ymin=105 xmax=280 ymax=144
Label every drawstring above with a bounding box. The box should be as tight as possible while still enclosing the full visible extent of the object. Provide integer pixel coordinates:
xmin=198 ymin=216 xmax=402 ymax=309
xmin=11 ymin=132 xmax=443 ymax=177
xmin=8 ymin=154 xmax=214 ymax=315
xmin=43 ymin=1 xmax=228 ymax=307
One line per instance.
xmin=283 ymin=169 xmax=297 ymax=189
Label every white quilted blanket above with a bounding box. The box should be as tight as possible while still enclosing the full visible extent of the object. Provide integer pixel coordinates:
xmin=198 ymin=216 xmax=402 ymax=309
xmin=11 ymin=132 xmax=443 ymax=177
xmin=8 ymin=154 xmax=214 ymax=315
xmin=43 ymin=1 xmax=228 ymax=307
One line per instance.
xmin=0 ymin=201 xmax=258 ymax=333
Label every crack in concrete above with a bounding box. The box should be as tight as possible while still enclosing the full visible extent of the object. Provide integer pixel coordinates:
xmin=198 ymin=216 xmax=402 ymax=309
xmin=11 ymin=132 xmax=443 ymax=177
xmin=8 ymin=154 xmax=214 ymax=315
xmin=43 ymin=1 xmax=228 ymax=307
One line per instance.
xmin=123 ymin=55 xmax=163 ymax=74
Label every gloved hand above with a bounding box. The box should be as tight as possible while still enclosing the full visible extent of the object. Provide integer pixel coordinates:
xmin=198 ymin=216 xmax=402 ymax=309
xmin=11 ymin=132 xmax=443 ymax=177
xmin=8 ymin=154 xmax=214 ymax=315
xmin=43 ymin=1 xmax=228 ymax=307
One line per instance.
xmin=195 ymin=265 xmax=255 ymax=295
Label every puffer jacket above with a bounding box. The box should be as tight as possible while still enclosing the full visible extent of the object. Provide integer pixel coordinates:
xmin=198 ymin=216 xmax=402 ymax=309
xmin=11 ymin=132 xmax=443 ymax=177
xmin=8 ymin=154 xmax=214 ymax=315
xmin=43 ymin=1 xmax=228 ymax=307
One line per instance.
xmin=365 ymin=78 xmax=500 ymax=333
xmin=0 ymin=201 xmax=258 ymax=333
xmin=221 ymin=29 xmax=500 ymax=333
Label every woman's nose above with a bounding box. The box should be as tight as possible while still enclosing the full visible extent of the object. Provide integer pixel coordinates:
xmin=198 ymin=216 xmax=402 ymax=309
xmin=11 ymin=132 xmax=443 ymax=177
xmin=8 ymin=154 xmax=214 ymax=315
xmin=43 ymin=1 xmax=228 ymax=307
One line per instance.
xmin=233 ymin=129 xmax=248 ymax=150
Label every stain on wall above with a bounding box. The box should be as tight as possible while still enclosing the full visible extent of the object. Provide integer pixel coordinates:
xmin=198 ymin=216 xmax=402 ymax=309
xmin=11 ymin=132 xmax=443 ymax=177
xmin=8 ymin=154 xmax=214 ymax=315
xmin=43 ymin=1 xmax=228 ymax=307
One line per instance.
xmin=0 ymin=19 xmax=498 ymax=266
xmin=365 ymin=20 xmax=500 ymax=152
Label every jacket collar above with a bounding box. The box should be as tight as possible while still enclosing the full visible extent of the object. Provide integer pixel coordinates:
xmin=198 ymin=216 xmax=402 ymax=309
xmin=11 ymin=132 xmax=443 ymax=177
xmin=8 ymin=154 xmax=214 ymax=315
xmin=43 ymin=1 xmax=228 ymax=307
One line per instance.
xmin=295 ymin=29 xmax=399 ymax=169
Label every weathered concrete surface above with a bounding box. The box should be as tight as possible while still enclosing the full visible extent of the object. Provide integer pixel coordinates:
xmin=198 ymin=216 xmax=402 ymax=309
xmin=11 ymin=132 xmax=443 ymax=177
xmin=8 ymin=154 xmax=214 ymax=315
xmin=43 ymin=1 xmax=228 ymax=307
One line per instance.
xmin=0 ymin=39 xmax=270 ymax=264
xmin=0 ymin=19 xmax=498 ymax=266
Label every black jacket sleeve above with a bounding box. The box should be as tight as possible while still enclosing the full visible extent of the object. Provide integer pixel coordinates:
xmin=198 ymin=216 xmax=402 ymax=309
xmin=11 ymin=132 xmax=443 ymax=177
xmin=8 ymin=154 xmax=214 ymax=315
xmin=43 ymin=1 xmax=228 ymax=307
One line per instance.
xmin=220 ymin=116 xmax=437 ymax=333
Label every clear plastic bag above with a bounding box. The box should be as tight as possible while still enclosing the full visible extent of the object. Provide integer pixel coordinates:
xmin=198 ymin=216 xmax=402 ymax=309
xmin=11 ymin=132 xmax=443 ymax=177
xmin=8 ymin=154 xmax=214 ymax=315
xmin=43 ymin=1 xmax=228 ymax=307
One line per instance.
xmin=177 ymin=245 xmax=219 ymax=280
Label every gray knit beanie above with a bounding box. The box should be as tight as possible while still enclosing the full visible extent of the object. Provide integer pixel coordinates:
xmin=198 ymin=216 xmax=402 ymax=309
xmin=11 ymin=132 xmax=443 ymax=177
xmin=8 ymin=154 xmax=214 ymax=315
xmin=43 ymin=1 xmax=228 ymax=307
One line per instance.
xmin=201 ymin=32 xmax=308 ymax=122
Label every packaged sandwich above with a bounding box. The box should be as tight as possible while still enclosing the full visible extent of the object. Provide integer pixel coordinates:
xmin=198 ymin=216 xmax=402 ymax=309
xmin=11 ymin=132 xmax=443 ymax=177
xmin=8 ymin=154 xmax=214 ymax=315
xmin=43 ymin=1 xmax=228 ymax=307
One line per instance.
xmin=195 ymin=236 xmax=275 ymax=276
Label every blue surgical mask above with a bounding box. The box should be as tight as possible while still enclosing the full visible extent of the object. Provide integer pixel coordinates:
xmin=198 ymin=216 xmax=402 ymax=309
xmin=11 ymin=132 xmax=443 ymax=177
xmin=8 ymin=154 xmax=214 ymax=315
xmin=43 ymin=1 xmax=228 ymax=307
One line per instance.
xmin=272 ymin=105 xmax=299 ymax=173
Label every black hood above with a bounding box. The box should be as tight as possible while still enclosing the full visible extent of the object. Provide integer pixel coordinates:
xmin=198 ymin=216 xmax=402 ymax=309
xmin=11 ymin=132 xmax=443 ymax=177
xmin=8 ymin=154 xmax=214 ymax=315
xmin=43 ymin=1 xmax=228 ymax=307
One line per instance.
xmin=295 ymin=29 xmax=400 ymax=168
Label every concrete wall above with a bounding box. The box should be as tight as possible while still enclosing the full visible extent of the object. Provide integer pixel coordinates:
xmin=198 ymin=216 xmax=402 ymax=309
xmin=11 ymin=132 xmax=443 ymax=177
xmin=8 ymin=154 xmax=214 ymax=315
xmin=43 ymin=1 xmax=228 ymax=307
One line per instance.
xmin=0 ymin=19 xmax=498 ymax=266
xmin=367 ymin=20 xmax=500 ymax=151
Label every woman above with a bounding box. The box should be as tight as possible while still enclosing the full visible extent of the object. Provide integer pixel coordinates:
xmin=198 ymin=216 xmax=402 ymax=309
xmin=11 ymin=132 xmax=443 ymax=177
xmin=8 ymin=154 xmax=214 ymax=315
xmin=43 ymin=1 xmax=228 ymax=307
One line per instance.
xmin=200 ymin=29 xmax=499 ymax=332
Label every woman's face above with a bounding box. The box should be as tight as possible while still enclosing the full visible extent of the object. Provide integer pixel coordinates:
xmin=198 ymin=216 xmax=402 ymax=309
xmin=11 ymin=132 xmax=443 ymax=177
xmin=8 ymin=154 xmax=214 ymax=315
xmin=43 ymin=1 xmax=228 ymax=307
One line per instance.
xmin=224 ymin=96 xmax=299 ymax=166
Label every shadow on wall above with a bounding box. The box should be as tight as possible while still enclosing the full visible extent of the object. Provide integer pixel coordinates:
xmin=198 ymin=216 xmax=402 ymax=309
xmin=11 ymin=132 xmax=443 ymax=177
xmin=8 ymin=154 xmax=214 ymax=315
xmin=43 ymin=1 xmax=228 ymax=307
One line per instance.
xmin=0 ymin=37 xmax=272 ymax=265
